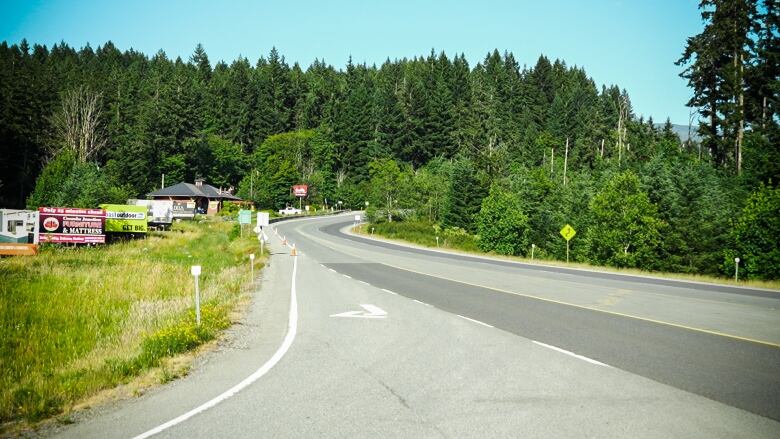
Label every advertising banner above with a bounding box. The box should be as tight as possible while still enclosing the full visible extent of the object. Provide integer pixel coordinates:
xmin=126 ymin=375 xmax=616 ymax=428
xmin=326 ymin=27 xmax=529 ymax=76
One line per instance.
xmin=292 ymin=184 xmax=308 ymax=197
xmin=172 ymin=201 xmax=196 ymax=219
xmin=0 ymin=209 xmax=39 ymax=244
xmin=39 ymin=207 xmax=105 ymax=244
xmin=127 ymin=200 xmax=173 ymax=225
xmin=100 ymin=204 xmax=148 ymax=233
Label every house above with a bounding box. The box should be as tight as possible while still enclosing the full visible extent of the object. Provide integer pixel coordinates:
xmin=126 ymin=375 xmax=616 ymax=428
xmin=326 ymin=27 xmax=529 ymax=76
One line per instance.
xmin=146 ymin=179 xmax=241 ymax=216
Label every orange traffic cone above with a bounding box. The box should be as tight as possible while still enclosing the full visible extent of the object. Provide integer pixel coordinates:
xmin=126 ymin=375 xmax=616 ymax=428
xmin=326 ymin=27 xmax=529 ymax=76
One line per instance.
xmin=282 ymin=236 xmax=287 ymax=245
xmin=291 ymin=244 xmax=297 ymax=256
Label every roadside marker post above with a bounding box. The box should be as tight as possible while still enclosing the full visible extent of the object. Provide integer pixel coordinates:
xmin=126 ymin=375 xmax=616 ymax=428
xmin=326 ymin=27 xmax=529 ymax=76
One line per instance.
xmin=735 ymin=257 xmax=740 ymax=282
xmin=436 ymin=236 xmax=439 ymax=247
xmin=249 ymin=253 xmax=255 ymax=285
xmin=191 ymin=265 xmax=202 ymax=326
xmin=531 ymin=243 xmax=536 ymax=261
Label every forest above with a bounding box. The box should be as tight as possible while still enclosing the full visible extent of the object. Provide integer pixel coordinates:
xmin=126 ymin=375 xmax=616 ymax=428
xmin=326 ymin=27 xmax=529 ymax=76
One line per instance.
xmin=0 ymin=0 xmax=777 ymax=279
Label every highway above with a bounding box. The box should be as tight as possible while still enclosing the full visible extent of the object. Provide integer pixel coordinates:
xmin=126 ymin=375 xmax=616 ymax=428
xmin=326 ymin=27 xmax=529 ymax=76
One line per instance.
xmin=54 ymin=214 xmax=780 ymax=438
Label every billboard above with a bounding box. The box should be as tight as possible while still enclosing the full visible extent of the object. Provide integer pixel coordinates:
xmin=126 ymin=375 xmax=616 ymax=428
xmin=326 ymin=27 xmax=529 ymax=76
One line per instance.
xmin=0 ymin=209 xmax=39 ymax=244
xmin=101 ymin=204 xmax=148 ymax=233
xmin=292 ymin=184 xmax=308 ymax=197
xmin=127 ymin=199 xmax=173 ymax=225
xmin=39 ymin=207 xmax=105 ymax=244
xmin=172 ymin=201 xmax=196 ymax=219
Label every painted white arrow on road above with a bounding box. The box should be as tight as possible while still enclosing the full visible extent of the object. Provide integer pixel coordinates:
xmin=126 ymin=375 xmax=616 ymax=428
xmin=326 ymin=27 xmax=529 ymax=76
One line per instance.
xmin=330 ymin=304 xmax=387 ymax=319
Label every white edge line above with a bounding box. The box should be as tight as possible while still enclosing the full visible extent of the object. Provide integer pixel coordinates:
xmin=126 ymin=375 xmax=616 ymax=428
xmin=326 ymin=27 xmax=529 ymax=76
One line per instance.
xmin=328 ymin=268 xmax=337 ymax=273
xmin=456 ymin=314 xmax=494 ymax=328
xmin=358 ymin=280 xmax=369 ymax=286
xmin=133 ymin=255 xmax=300 ymax=438
xmin=412 ymin=299 xmax=431 ymax=307
xmin=343 ymin=274 xmax=352 ymax=279
xmin=381 ymin=288 xmax=398 ymax=295
xmin=532 ymin=340 xmax=611 ymax=368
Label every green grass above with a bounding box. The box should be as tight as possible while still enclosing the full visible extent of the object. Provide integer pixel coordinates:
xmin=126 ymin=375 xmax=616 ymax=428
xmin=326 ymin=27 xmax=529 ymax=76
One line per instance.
xmin=361 ymin=220 xmax=780 ymax=291
xmin=364 ymin=220 xmax=480 ymax=253
xmin=0 ymin=218 xmax=262 ymax=427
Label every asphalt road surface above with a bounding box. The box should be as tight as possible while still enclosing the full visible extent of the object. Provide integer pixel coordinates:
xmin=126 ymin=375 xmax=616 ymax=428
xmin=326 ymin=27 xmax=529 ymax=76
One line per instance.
xmin=53 ymin=214 xmax=780 ymax=438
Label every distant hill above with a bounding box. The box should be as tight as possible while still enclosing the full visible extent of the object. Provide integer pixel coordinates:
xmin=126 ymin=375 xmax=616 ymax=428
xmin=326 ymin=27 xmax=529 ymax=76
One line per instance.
xmin=655 ymin=123 xmax=701 ymax=143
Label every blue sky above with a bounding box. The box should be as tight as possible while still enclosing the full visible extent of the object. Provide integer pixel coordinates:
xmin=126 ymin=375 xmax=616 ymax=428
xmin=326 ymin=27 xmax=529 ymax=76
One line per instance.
xmin=1 ymin=0 xmax=703 ymax=124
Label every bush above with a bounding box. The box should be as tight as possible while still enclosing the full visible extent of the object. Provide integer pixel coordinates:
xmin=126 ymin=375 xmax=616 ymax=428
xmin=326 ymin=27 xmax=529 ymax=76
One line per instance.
xmin=476 ymin=185 xmax=529 ymax=256
xmin=724 ymin=184 xmax=780 ymax=280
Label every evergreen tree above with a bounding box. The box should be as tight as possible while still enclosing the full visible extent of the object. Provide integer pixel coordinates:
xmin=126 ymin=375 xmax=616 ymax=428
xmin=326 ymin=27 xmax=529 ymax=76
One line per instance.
xmin=442 ymin=157 xmax=486 ymax=232
xmin=678 ymin=0 xmax=759 ymax=173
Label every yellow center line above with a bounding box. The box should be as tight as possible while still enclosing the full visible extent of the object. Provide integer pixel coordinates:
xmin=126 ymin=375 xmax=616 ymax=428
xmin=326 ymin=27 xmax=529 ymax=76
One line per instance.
xmin=293 ymin=221 xmax=780 ymax=349
xmin=377 ymin=262 xmax=780 ymax=349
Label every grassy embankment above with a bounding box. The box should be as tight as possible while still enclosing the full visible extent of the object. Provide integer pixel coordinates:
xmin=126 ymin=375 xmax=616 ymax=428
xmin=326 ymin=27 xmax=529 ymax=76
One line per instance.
xmin=360 ymin=220 xmax=780 ymax=290
xmin=0 ymin=218 xmax=263 ymax=429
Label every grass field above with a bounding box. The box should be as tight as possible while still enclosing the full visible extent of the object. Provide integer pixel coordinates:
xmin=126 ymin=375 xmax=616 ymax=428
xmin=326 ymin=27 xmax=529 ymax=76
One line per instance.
xmin=0 ymin=218 xmax=262 ymax=429
xmin=361 ymin=220 xmax=780 ymax=291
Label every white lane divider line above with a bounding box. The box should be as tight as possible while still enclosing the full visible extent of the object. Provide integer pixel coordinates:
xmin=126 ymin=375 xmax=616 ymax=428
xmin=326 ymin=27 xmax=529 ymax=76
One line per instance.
xmin=412 ymin=299 xmax=432 ymax=307
xmin=532 ymin=341 xmax=611 ymax=368
xmin=133 ymin=255 xmax=300 ymax=438
xmin=328 ymin=268 xmax=337 ymax=273
xmin=381 ymin=288 xmax=398 ymax=296
xmin=343 ymin=274 xmax=352 ymax=279
xmin=358 ymin=280 xmax=369 ymax=286
xmin=456 ymin=314 xmax=494 ymax=328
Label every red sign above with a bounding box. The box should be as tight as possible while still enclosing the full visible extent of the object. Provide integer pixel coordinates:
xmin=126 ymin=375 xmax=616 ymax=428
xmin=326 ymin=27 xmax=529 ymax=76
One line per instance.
xmin=38 ymin=207 xmax=106 ymax=244
xmin=292 ymin=185 xmax=308 ymax=197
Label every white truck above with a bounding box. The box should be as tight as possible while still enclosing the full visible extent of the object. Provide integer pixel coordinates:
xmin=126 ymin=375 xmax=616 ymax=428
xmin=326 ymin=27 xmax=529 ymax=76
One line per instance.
xmin=278 ymin=206 xmax=302 ymax=215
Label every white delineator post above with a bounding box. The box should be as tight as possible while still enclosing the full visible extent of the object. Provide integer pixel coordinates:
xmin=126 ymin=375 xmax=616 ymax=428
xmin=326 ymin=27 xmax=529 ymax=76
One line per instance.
xmin=735 ymin=257 xmax=740 ymax=282
xmin=191 ymin=265 xmax=202 ymax=326
xmin=250 ymin=253 xmax=255 ymax=284
xmin=531 ymin=243 xmax=536 ymax=261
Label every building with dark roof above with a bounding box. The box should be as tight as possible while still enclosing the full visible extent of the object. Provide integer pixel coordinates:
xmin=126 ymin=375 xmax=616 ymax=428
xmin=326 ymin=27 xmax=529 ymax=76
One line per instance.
xmin=146 ymin=179 xmax=241 ymax=215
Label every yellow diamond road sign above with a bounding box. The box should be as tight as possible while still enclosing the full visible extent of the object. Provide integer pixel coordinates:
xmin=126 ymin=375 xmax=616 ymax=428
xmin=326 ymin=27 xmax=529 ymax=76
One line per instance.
xmin=560 ymin=224 xmax=576 ymax=241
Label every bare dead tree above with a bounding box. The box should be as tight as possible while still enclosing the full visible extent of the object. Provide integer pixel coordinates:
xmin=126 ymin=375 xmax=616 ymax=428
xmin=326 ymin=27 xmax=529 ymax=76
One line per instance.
xmin=335 ymin=168 xmax=348 ymax=188
xmin=615 ymin=95 xmax=629 ymax=168
xmin=50 ymin=86 xmax=106 ymax=163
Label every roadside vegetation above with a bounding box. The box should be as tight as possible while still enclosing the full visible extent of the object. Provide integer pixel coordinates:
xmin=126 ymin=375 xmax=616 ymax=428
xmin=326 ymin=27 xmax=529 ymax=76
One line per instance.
xmin=358 ymin=220 xmax=780 ymax=291
xmin=2 ymin=2 xmax=777 ymax=280
xmin=0 ymin=218 xmax=262 ymax=429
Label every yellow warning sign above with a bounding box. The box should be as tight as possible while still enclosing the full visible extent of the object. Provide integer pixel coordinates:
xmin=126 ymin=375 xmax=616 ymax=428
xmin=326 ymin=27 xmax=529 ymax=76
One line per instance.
xmin=560 ymin=224 xmax=576 ymax=241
